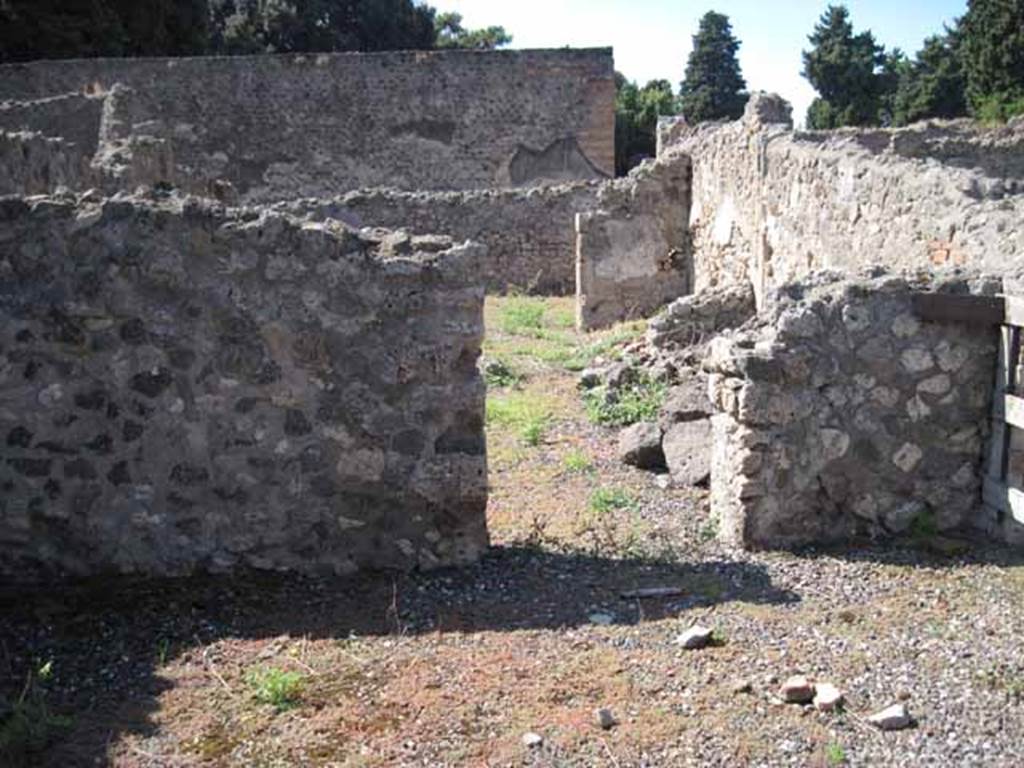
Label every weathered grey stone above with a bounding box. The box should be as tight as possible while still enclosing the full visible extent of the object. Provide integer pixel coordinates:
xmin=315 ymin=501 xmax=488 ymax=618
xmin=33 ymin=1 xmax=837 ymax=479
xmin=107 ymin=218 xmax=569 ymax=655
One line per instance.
xmin=618 ymin=422 xmax=666 ymax=470
xmin=658 ymin=371 xmax=712 ymax=429
xmin=0 ymin=194 xmax=489 ymax=581
xmin=674 ymin=625 xmax=714 ymax=650
xmin=867 ymin=703 xmax=913 ymax=731
xmin=779 ymin=675 xmax=814 ymax=704
xmin=663 ymin=419 xmax=712 ymax=486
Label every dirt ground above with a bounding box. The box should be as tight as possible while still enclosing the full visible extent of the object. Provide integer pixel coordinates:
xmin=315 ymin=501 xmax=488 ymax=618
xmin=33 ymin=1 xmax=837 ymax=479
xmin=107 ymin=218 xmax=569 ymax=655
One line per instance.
xmin=2 ymin=296 xmax=1023 ymax=767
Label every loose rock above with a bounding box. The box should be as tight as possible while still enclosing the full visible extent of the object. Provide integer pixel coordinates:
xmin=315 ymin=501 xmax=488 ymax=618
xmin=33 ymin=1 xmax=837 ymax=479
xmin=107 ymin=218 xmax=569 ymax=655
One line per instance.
xmin=594 ymin=708 xmax=617 ymax=730
xmin=812 ymin=682 xmax=844 ymax=712
xmin=522 ymin=732 xmax=544 ymax=748
xmin=868 ymin=703 xmax=913 ymax=731
xmin=674 ymin=625 xmax=714 ymax=650
xmin=779 ymin=675 xmax=815 ymax=704
xmin=662 ymin=418 xmax=712 ymax=486
xmin=618 ymin=421 xmax=666 ymax=470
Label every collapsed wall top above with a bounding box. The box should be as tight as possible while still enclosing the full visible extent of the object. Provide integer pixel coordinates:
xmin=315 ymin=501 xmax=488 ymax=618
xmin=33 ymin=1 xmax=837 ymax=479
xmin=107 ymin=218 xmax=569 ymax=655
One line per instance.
xmin=0 ymin=48 xmax=615 ymax=201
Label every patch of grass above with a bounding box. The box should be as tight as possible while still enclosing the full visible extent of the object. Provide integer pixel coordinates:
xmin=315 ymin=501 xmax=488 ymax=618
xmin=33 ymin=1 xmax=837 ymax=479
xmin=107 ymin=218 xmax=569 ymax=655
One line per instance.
xmin=482 ymin=358 xmax=522 ymax=389
xmin=909 ymin=508 xmax=938 ymax=543
xmin=520 ymin=417 xmax=547 ymax=447
xmin=245 ymin=667 xmax=305 ymax=711
xmin=563 ymin=449 xmax=594 ymax=474
xmin=499 ymin=296 xmax=546 ymax=335
xmin=589 ymin=487 xmax=638 ymax=514
xmin=698 ymin=516 xmax=719 ymax=543
xmin=0 ymin=660 xmax=74 ymax=764
xmin=825 ymin=742 xmax=847 ymax=765
xmin=583 ymin=374 xmax=666 ymax=427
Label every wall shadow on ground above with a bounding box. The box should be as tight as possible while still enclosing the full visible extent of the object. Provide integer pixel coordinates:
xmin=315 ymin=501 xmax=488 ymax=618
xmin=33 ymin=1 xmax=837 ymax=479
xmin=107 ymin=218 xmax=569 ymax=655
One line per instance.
xmin=0 ymin=545 xmax=797 ymax=766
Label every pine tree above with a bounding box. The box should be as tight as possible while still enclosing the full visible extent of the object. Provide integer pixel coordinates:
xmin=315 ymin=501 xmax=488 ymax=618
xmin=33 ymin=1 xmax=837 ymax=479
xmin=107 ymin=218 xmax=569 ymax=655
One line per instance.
xmin=678 ymin=11 xmax=747 ymax=123
xmin=890 ymin=33 xmax=967 ymax=126
xmin=959 ymin=0 xmax=1024 ymax=120
xmin=802 ymin=4 xmax=886 ymax=128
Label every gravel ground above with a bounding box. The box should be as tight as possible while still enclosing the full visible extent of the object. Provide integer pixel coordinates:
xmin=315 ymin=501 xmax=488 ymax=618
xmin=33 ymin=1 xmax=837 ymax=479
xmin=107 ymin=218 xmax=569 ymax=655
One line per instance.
xmin=2 ymin=297 xmax=1023 ymax=767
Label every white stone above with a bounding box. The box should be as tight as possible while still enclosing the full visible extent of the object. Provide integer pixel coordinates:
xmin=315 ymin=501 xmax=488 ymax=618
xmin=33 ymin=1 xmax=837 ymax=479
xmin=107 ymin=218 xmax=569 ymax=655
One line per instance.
xmin=891 ymin=314 xmax=921 ymax=338
xmin=867 ymin=703 xmax=912 ymax=731
xmin=588 ymin=612 xmax=615 ymax=626
xmin=872 ymin=386 xmax=900 ymax=407
xmin=819 ymin=429 xmax=850 ymax=461
xmin=674 ymin=625 xmax=714 ymax=650
xmin=917 ymin=374 xmax=951 ymax=396
xmin=892 ymin=443 xmax=923 ymax=473
xmin=935 ymin=341 xmax=969 ymax=372
xmin=779 ymin=675 xmax=814 ymax=704
xmin=37 ymin=383 xmax=63 ymax=407
xmin=901 ymin=347 xmax=934 ymax=373
xmin=813 ymin=683 xmax=844 ymax=712
xmin=522 ymin=732 xmax=544 ymax=748
xmin=906 ymin=395 xmax=932 ymax=422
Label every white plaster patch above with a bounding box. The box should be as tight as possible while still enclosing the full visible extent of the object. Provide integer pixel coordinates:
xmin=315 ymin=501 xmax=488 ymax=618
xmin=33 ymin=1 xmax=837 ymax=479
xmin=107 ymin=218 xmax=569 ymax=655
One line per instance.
xmin=819 ymin=428 xmax=851 ymax=461
xmin=711 ymin=196 xmax=736 ymax=246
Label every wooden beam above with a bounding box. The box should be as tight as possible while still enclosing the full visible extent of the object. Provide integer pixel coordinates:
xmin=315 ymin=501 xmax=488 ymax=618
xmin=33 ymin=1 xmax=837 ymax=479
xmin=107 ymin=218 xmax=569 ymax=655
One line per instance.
xmin=1005 ymin=295 xmax=1024 ymax=327
xmin=910 ymin=292 xmax=1005 ymax=326
xmin=993 ymin=392 xmax=1024 ymax=430
xmin=983 ymin=477 xmax=1024 ymax=525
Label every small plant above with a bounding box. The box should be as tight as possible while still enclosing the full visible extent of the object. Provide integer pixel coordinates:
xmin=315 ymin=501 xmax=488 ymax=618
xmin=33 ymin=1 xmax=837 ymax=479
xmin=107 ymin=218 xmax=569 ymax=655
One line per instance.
xmin=825 ymin=742 xmax=847 ymax=765
xmin=563 ymin=449 xmax=594 ymax=474
xmin=157 ymin=637 xmax=171 ymax=666
xmin=698 ymin=516 xmax=719 ymax=542
xmin=582 ymin=374 xmax=666 ymax=428
xmin=245 ymin=667 xmax=304 ymax=711
xmin=0 ymin=660 xmax=74 ymax=763
xmin=520 ymin=416 xmax=547 ymax=447
xmin=909 ymin=508 xmax=938 ymax=542
xmin=499 ymin=296 xmax=546 ymax=335
xmin=589 ymin=487 xmax=638 ymax=514
xmin=482 ymin=358 xmax=522 ymax=389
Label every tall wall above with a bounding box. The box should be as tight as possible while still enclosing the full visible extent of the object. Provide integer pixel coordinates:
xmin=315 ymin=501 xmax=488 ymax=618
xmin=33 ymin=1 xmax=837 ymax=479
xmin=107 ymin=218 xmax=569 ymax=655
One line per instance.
xmin=0 ymin=193 xmax=489 ymax=580
xmin=706 ymin=270 xmax=1003 ymax=548
xmin=279 ymin=183 xmax=602 ymax=295
xmin=575 ymin=150 xmax=692 ymax=329
xmin=0 ymin=48 xmax=615 ymax=202
xmin=667 ymin=94 xmax=1024 ymax=307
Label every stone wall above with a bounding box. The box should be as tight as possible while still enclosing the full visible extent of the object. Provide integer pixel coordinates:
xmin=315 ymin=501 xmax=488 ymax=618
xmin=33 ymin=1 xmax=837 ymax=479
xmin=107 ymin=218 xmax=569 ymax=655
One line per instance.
xmin=706 ymin=270 xmax=1002 ymax=549
xmin=667 ymin=94 xmax=1024 ymax=307
xmin=575 ymin=151 xmax=692 ymax=329
xmin=279 ymin=183 xmax=601 ymax=294
xmin=0 ymin=193 xmax=488 ymax=580
xmin=0 ymin=48 xmax=615 ymax=201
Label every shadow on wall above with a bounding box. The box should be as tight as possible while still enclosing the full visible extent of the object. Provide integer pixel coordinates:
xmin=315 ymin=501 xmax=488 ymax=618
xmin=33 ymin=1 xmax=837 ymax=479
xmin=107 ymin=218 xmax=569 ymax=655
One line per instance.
xmin=508 ymin=136 xmax=610 ymax=186
xmin=0 ymin=547 xmax=795 ymax=766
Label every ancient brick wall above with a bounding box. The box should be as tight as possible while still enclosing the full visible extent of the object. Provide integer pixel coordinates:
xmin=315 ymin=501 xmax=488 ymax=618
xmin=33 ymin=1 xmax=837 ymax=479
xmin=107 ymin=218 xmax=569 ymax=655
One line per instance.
xmin=706 ymin=270 xmax=1002 ymax=548
xmin=279 ymin=183 xmax=602 ymax=295
xmin=0 ymin=193 xmax=488 ymax=580
xmin=0 ymin=48 xmax=615 ymax=201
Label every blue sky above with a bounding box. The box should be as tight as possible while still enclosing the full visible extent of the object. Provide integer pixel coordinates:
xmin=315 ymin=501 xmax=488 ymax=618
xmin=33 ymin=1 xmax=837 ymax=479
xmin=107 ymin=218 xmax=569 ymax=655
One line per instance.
xmin=430 ymin=1 xmax=967 ymax=125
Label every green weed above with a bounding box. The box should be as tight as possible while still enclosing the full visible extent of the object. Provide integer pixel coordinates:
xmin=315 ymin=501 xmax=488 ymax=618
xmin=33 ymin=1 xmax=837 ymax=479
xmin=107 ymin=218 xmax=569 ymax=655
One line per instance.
xmin=583 ymin=375 xmax=666 ymax=427
xmin=482 ymin=358 xmax=522 ymax=389
xmin=563 ymin=449 xmax=594 ymax=474
xmin=825 ymin=742 xmax=847 ymax=765
xmin=245 ymin=667 xmax=305 ymax=711
xmin=520 ymin=417 xmax=547 ymax=447
xmin=0 ymin=660 xmax=74 ymax=764
xmin=499 ymin=296 xmax=546 ymax=335
xmin=589 ymin=487 xmax=638 ymax=514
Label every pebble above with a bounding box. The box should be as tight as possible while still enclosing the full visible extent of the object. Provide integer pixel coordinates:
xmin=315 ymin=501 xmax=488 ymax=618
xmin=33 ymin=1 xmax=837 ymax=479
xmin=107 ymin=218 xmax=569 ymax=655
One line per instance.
xmin=522 ymin=732 xmax=544 ymax=748
xmin=674 ymin=625 xmax=714 ymax=650
xmin=594 ymin=708 xmax=617 ymax=730
xmin=868 ymin=703 xmax=913 ymax=731
xmin=812 ymin=682 xmax=844 ymax=712
xmin=731 ymin=679 xmax=753 ymax=694
xmin=779 ymin=675 xmax=815 ymax=704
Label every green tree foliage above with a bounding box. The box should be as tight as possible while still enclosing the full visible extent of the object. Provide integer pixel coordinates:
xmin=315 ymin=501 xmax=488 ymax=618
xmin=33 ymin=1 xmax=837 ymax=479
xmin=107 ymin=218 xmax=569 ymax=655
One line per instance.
xmin=615 ymin=74 xmax=676 ymax=175
xmin=959 ymin=0 xmax=1024 ymax=121
xmin=434 ymin=11 xmax=511 ymax=50
xmin=678 ymin=11 xmax=747 ymax=123
xmin=890 ymin=33 xmax=967 ymax=126
xmin=802 ymin=5 xmax=886 ymax=128
xmin=0 ymin=0 xmax=511 ymax=62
